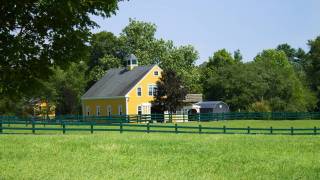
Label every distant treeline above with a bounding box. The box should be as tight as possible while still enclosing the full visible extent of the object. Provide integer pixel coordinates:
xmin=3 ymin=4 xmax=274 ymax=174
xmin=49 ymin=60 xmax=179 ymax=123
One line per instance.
xmin=1 ymin=18 xmax=320 ymax=115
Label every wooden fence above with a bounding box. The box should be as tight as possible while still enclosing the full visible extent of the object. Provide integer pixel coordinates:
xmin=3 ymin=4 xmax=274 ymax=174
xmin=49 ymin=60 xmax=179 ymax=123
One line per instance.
xmin=0 ymin=121 xmax=319 ymax=135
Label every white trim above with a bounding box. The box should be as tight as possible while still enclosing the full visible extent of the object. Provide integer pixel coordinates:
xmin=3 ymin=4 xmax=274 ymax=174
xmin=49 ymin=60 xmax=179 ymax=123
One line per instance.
xmin=137 ymin=105 xmax=142 ymax=115
xmin=86 ymin=106 xmax=90 ymax=116
xmin=81 ymin=96 xmax=125 ymax=100
xmin=96 ymin=106 xmax=100 ymax=116
xmin=148 ymin=84 xmax=157 ymax=96
xmin=125 ymin=65 xmax=162 ymax=96
xmin=125 ymin=97 xmax=129 ymax=115
xmin=107 ymin=105 xmax=112 ymax=116
xmin=118 ymin=105 xmax=123 ymax=115
xmin=136 ymin=86 xmax=142 ymax=97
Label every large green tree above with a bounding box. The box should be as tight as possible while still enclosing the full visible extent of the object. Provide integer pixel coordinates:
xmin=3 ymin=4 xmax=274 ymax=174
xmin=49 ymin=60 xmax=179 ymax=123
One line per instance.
xmin=0 ymin=0 xmax=121 ymax=99
xmin=87 ymin=19 xmax=201 ymax=93
xmin=152 ymin=69 xmax=188 ymax=113
xmin=306 ymin=36 xmax=320 ymax=110
xmin=202 ymin=49 xmax=316 ymax=112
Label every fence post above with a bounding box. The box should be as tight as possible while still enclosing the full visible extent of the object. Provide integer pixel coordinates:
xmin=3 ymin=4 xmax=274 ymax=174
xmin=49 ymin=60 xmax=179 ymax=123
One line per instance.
xmin=199 ymin=124 xmax=202 ymax=134
xmin=314 ymin=126 xmax=317 ymax=135
xmin=0 ymin=119 xmax=2 ymax=134
xmin=91 ymin=122 xmax=94 ymax=134
xmin=183 ymin=111 xmax=185 ymax=122
xmin=120 ymin=122 xmax=123 ymax=133
xmin=223 ymin=125 xmax=226 ymax=134
xmin=270 ymin=127 xmax=273 ymax=134
xmin=175 ymin=124 xmax=178 ymax=134
xmin=32 ymin=121 xmax=35 ymax=134
xmin=291 ymin=127 xmax=294 ymax=135
xmin=63 ymin=123 xmax=66 ymax=134
xmin=147 ymin=123 xmax=150 ymax=133
xmin=247 ymin=126 xmax=250 ymax=134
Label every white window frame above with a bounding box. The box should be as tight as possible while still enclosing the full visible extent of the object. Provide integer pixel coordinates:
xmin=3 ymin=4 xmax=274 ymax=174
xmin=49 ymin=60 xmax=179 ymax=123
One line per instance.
xmin=107 ymin=105 xmax=112 ymax=116
xmin=118 ymin=105 xmax=123 ymax=115
xmin=148 ymin=84 xmax=157 ymax=96
xmin=153 ymin=71 xmax=159 ymax=76
xmin=96 ymin=106 xmax=100 ymax=116
xmin=137 ymin=105 xmax=142 ymax=115
xmin=137 ymin=86 xmax=142 ymax=96
xmin=86 ymin=106 xmax=90 ymax=116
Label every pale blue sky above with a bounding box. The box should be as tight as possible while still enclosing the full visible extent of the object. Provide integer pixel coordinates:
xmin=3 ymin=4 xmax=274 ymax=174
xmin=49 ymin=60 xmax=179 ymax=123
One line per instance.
xmin=92 ymin=0 xmax=320 ymax=64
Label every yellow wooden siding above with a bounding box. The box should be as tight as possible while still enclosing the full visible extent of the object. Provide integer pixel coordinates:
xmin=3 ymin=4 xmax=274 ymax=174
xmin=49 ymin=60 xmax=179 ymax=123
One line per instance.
xmin=82 ymin=98 xmax=126 ymax=116
xmin=126 ymin=65 xmax=162 ymax=114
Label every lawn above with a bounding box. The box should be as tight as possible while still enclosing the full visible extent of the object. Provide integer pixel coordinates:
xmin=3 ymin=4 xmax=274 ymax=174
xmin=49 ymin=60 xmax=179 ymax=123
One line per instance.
xmin=1 ymin=132 xmax=320 ymax=179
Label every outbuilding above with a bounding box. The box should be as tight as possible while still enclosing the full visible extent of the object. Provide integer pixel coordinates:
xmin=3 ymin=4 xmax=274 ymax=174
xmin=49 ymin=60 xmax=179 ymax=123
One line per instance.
xmin=195 ymin=101 xmax=230 ymax=113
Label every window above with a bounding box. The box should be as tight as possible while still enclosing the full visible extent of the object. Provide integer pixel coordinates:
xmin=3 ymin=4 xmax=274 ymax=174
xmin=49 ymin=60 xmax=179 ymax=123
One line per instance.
xmin=86 ymin=106 xmax=90 ymax=116
xmin=154 ymin=71 xmax=159 ymax=76
xmin=137 ymin=87 xmax=142 ymax=96
xmin=118 ymin=105 xmax=122 ymax=115
xmin=137 ymin=106 xmax=142 ymax=115
xmin=107 ymin=105 xmax=112 ymax=116
xmin=148 ymin=85 xmax=157 ymax=96
xmin=96 ymin=106 xmax=100 ymax=116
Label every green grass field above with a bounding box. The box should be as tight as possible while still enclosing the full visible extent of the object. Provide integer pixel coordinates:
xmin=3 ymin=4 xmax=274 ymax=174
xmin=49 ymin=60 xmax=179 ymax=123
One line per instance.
xmin=1 ymin=134 xmax=320 ymax=179
xmin=1 ymin=120 xmax=320 ymax=179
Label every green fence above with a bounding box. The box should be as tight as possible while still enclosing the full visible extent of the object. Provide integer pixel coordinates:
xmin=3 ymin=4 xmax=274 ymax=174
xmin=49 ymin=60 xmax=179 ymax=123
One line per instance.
xmin=1 ymin=112 xmax=319 ymax=124
xmin=0 ymin=121 xmax=319 ymax=135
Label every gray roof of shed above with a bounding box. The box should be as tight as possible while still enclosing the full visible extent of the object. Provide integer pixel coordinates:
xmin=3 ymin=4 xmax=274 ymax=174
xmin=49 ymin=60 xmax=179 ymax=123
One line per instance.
xmin=195 ymin=101 xmax=228 ymax=108
xmin=82 ymin=65 xmax=155 ymax=99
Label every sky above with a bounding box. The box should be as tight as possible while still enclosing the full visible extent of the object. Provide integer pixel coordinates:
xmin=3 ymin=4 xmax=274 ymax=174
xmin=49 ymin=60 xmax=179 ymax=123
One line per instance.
xmin=91 ymin=0 xmax=320 ymax=64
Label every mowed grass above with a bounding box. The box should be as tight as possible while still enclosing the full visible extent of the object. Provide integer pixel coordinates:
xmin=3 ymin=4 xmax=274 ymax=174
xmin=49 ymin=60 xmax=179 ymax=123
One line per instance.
xmin=1 ymin=132 xmax=320 ymax=179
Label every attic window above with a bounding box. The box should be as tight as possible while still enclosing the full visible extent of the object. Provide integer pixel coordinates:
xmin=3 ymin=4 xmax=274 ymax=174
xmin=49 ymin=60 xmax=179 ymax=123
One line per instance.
xmin=154 ymin=71 xmax=159 ymax=76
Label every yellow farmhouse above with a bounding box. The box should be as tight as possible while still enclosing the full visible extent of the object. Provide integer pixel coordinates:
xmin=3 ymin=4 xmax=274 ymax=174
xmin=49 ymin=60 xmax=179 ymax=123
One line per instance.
xmin=81 ymin=54 xmax=162 ymax=116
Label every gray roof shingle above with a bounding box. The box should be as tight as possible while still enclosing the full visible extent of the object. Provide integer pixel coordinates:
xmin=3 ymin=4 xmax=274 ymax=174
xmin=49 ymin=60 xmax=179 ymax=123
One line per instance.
xmin=82 ymin=65 xmax=155 ymax=99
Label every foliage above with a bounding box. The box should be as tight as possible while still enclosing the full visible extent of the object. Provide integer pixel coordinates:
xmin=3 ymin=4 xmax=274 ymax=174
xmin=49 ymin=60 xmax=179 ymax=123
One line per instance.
xmin=306 ymin=36 xmax=320 ymax=110
xmin=202 ymin=49 xmax=317 ymax=112
xmin=248 ymin=100 xmax=271 ymax=112
xmin=86 ymin=19 xmax=200 ymax=93
xmin=52 ymin=62 xmax=88 ymax=115
xmin=0 ymin=0 xmax=120 ymax=99
xmin=152 ymin=69 xmax=188 ymax=113
xmin=207 ymin=49 xmax=236 ymax=68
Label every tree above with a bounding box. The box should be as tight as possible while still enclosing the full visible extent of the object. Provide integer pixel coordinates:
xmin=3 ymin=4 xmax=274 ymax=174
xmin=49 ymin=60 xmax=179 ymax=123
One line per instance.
xmin=87 ymin=19 xmax=200 ymax=93
xmin=52 ymin=62 xmax=88 ymax=115
xmin=233 ymin=49 xmax=243 ymax=62
xmin=152 ymin=69 xmax=188 ymax=113
xmin=88 ymin=55 xmax=122 ymax=82
xmin=253 ymin=49 xmax=316 ymax=111
xmin=207 ymin=49 xmax=236 ymax=68
xmin=201 ymin=49 xmax=317 ymax=112
xmin=306 ymin=36 xmax=320 ymax=110
xmin=0 ymin=0 xmax=121 ymax=99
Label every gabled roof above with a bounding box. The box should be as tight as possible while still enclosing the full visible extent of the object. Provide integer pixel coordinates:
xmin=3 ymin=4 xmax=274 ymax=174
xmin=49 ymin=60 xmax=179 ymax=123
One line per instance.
xmin=195 ymin=101 xmax=228 ymax=108
xmin=183 ymin=94 xmax=203 ymax=103
xmin=82 ymin=65 xmax=155 ymax=99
